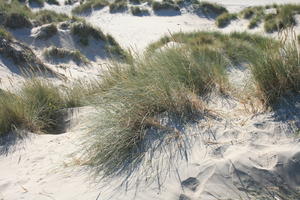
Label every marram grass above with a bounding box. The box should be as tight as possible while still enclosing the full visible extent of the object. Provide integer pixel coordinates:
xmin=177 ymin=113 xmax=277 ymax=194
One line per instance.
xmin=85 ymin=31 xmax=300 ymax=178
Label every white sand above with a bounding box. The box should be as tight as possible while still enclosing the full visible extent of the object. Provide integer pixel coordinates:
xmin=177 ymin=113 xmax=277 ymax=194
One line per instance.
xmin=1 ymin=0 xmax=300 ymax=199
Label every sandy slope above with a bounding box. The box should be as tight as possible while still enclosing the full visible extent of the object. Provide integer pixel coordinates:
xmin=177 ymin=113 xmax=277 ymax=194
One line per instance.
xmin=0 ymin=66 xmax=299 ymax=200
xmin=1 ymin=0 xmax=300 ymax=199
xmin=0 ymin=108 xmax=101 ymax=200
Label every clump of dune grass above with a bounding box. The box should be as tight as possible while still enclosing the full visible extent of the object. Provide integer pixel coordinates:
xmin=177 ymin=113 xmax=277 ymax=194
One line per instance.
xmin=70 ymin=21 xmax=126 ymax=58
xmin=146 ymin=31 xmax=276 ymax=65
xmin=193 ymin=1 xmax=228 ymax=17
xmin=216 ymin=13 xmax=237 ymax=28
xmin=43 ymin=46 xmax=89 ymax=63
xmin=34 ymin=10 xmax=70 ymax=25
xmin=64 ymin=79 xmax=104 ymax=107
xmin=86 ymin=44 xmax=229 ymax=176
xmin=0 ymin=79 xmax=69 ymax=136
xmin=239 ymin=6 xmax=264 ymax=29
xmin=130 ymin=6 xmax=149 ymax=15
xmin=241 ymin=7 xmax=255 ymax=19
xmin=241 ymin=6 xmax=264 ymax=19
xmin=152 ymin=0 xmax=180 ymax=12
xmin=72 ymin=0 xmax=109 ymax=14
xmin=36 ymin=23 xmax=57 ymax=39
xmin=85 ymin=31 xmax=297 ymax=177
xmin=248 ymin=32 xmax=300 ymax=104
xmin=0 ymin=1 xmax=70 ymax=27
xmin=263 ymin=4 xmax=300 ymax=33
xmin=46 ymin=0 xmax=59 ymax=5
xmin=0 ymin=90 xmax=31 ymax=136
xmin=71 ymin=21 xmax=106 ymax=45
xmin=0 ymin=27 xmax=13 ymax=40
xmin=104 ymin=34 xmax=127 ymax=59
xmin=238 ymin=4 xmax=300 ymax=32
xmin=109 ymin=0 xmax=128 ymax=13
xmin=248 ymin=16 xmax=261 ymax=29
xmin=0 ymin=0 xmax=32 ymax=18
xmin=5 ymin=13 xmax=32 ymax=29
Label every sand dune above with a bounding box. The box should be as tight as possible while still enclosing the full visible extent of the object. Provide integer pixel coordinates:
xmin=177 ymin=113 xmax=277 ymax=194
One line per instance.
xmin=0 ymin=0 xmax=300 ymax=199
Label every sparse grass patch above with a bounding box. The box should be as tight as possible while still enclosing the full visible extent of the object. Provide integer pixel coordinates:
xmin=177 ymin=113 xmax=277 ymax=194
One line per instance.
xmin=5 ymin=13 xmax=32 ymax=29
xmin=71 ymin=21 xmax=106 ymax=45
xmin=248 ymin=16 xmax=261 ymax=29
xmin=43 ymin=46 xmax=88 ymax=63
xmin=146 ymin=31 xmax=275 ymax=62
xmin=34 ymin=10 xmax=70 ymax=25
xmin=238 ymin=4 xmax=300 ymax=32
xmin=72 ymin=0 xmax=109 ymax=14
xmin=36 ymin=23 xmax=58 ymax=39
xmin=0 ymin=0 xmax=32 ymax=18
xmin=216 ymin=13 xmax=237 ymax=28
xmin=152 ymin=0 xmax=180 ymax=12
xmin=109 ymin=0 xmax=128 ymax=13
xmin=241 ymin=6 xmax=263 ymax=19
xmin=193 ymin=1 xmax=228 ymax=17
xmin=130 ymin=6 xmax=149 ymax=15
xmin=263 ymin=4 xmax=300 ymax=33
xmin=70 ymin=21 xmax=126 ymax=58
xmin=0 ymin=1 xmax=70 ymax=27
xmin=0 ymin=27 xmax=13 ymax=40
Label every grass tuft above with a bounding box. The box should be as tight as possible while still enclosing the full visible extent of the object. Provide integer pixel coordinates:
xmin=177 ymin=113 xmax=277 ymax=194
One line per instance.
xmin=216 ymin=13 xmax=238 ymax=28
xmin=0 ymin=79 xmax=69 ymax=136
xmin=0 ymin=27 xmax=13 ymax=40
xmin=0 ymin=1 xmax=70 ymax=27
xmin=248 ymin=33 xmax=300 ymax=104
xmin=5 ymin=13 xmax=32 ymax=29
xmin=36 ymin=23 xmax=58 ymax=39
xmin=72 ymin=0 xmax=109 ymax=14
xmin=193 ymin=1 xmax=228 ymax=17
xmin=152 ymin=0 xmax=180 ymax=12
xmin=109 ymin=0 xmax=128 ymax=13
xmin=130 ymin=6 xmax=149 ymax=15
xmin=263 ymin=4 xmax=300 ymax=33
xmin=248 ymin=16 xmax=261 ymax=29
xmin=34 ymin=10 xmax=70 ymax=25
xmin=43 ymin=46 xmax=88 ymax=63
xmin=71 ymin=21 xmax=106 ymax=45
